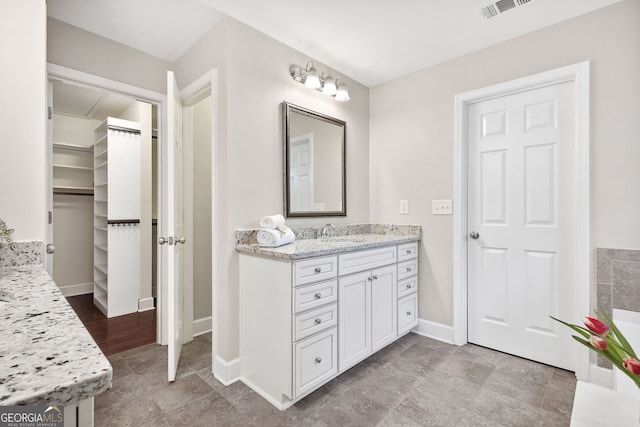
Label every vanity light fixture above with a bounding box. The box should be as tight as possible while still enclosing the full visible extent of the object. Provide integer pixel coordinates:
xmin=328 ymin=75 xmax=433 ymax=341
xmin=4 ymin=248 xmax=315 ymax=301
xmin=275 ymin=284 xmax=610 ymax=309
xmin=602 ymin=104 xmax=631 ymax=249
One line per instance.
xmin=289 ymin=61 xmax=350 ymax=102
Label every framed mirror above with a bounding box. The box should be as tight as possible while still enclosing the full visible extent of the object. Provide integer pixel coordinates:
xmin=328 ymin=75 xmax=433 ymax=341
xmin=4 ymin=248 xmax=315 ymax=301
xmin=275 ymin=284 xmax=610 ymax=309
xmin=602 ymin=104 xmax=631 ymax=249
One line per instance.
xmin=283 ymin=102 xmax=346 ymax=217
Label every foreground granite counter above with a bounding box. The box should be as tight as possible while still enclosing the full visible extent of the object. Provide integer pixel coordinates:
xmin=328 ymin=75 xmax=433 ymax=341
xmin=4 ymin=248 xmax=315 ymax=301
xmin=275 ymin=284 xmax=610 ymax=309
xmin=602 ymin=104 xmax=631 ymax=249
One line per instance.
xmin=236 ymin=223 xmax=421 ymax=260
xmin=0 ymin=265 xmax=112 ymax=406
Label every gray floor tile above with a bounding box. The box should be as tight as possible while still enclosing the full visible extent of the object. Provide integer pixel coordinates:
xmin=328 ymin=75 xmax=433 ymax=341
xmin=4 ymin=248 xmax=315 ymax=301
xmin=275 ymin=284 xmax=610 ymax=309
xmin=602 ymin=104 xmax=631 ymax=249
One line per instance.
xmin=95 ymin=332 xmax=577 ymax=427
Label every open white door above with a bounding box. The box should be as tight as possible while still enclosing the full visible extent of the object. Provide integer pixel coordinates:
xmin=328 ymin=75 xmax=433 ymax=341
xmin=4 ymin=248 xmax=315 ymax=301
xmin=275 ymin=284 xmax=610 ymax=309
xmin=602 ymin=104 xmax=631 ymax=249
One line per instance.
xmin=166 ymin=71 xmax=185 ymax=381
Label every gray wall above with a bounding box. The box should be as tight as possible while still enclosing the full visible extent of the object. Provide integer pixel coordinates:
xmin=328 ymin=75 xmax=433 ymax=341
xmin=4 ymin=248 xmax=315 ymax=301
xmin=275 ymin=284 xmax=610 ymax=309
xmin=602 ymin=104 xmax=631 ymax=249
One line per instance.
xmin=369 ymin=0 xmax=640 ymax=326
xmin=174 ymin=17 xmax=370 ymax=360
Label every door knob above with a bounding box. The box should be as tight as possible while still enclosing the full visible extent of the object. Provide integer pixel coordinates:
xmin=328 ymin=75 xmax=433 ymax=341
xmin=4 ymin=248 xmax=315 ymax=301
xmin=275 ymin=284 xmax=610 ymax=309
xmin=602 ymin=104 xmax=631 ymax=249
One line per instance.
xmin=158 ymin=237 xmax=167 ymax=245
xmin=469 ymin=231 xmax=480 ymax=239
xmin=46 ymin=244 xmax=55 ymax=254
xmin=176 ymin=236 xmax=186 ymax=244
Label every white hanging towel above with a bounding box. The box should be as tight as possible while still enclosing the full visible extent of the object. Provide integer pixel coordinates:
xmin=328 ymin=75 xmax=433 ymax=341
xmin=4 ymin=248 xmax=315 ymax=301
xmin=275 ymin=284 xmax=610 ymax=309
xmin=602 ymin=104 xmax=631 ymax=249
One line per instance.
xmin=259 ymin=214 xmax=286 ymax=229
xmin=257 ymin=226 xmax=295 ymax=248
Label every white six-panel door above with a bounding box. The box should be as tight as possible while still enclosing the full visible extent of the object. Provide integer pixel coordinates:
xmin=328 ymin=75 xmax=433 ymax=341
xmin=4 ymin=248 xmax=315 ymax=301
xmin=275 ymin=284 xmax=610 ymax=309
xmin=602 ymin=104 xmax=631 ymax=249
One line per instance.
xmin=467 ymin=82 xmax=576 ymax=370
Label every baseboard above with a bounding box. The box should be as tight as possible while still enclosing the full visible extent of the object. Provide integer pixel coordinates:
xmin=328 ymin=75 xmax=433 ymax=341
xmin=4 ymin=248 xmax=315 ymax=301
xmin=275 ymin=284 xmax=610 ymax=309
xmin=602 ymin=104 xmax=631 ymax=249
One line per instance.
xmin=413 ymin=318 xmax=456 ymax=345
xmin=138 ymin=297 xmax=155 ymax=312
xmin=193 ymin=316 xmax=212 ymax=337
xmin=213 ymin=355 xmax=240 ymax=386
xmin=57 ymin=282 xmax=93 ymax=297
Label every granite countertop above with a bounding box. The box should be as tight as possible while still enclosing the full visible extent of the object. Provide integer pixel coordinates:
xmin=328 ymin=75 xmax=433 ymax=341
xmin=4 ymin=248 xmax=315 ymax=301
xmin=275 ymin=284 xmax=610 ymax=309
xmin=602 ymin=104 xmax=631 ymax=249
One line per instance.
xmin=236 ymin=224 xmax=421 ymax=260
xmin=0 ymin=265 xmax=112 ymax=405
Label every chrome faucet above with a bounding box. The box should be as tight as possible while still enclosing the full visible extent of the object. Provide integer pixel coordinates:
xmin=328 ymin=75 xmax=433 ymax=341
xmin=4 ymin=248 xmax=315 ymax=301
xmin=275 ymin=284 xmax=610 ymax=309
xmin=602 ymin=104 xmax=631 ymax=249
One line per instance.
xmin=319 ymin=223 xmax=335 ymax=238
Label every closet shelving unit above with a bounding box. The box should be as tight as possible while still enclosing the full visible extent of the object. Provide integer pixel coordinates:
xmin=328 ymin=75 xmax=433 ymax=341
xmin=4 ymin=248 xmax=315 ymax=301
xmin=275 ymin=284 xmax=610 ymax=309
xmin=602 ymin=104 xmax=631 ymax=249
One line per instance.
xmin=52 ymin=142 xmax=94 ymax=195
xmin=93 ymin=117 xmax=141 ymax=318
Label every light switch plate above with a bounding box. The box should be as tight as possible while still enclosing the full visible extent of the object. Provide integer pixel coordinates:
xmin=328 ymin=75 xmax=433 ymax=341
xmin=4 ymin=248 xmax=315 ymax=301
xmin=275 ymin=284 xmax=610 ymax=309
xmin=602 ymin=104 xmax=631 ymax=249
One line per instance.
xmin=432 ymin=199 xmax=452 ymax=215
xmin=400 ymin=200 xmax=409 ymax=214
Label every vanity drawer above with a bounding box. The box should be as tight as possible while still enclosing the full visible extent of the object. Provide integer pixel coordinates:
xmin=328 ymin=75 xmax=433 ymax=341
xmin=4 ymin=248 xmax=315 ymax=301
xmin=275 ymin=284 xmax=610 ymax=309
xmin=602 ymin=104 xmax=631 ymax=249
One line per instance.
xmin=397 ymin=276 xmax=418 ymax=299
xmin=294 ymin=303 xmax=338 ymax=341
xmin=338 ymin=246 xmax=397 ymax=276
xmin=294 ymin=255 xmax=338 ymax=286
xmin=398 ymin=293 xmax=418 ymax=335
xmin=397 ymin=259 xmax=418 ymax=281
xmin=294 ymin=279 xmax=338 ymax=314
xmin=397 ymin=242 xmax=418 ymax=262
xmin=294 ymin=327 xmax=337 ymax=398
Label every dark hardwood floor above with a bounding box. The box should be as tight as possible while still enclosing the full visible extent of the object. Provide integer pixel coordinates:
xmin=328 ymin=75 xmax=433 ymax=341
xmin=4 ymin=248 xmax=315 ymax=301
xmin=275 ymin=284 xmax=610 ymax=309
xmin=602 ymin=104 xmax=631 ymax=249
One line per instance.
xmin=66 ymin=293 xmax=156 ymax=356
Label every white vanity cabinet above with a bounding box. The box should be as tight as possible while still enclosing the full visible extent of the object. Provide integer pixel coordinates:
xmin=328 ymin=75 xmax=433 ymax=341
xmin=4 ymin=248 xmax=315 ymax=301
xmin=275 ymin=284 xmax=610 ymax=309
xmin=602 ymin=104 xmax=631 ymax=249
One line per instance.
xmin=239 ymin=239 xmax=418 ymax=409
xmin=338 ymin=246 xmax=398 ymax=371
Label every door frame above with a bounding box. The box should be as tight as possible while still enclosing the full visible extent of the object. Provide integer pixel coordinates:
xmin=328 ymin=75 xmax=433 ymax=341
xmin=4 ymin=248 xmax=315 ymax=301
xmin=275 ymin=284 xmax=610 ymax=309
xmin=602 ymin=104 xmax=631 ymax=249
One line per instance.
xmin=452 ymin=61 xmax=591 ymax=380
xmin=180 ymin=69 xmax=217 ymax=343
xmin=177 ymin=69 xmax=219 ymax=366
xmin=46 ymin=63 xmax=168 ymax=343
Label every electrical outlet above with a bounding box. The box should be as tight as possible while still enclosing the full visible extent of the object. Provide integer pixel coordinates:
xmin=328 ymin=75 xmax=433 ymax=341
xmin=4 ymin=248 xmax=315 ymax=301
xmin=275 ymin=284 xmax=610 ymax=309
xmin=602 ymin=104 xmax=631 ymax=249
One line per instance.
xmin=400 ymin=200 xmax=409 ymax=214
xmin=432 ymin=199 xmax=452 ymax=215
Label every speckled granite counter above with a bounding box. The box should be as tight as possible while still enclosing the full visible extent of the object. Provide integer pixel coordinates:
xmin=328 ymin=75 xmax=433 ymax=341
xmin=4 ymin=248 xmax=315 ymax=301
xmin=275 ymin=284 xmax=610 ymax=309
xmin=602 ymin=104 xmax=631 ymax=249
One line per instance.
xmin=236 ymin=223 xmax=421 ymax=260
xmin=0 ymin=265 xmax=112 ymax=405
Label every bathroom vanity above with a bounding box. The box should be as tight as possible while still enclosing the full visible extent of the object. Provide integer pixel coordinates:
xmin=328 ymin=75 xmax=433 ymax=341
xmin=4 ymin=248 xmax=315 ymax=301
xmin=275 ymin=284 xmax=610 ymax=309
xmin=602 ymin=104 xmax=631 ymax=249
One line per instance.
xmin=236 ymin=224 xmax=420 ymax=409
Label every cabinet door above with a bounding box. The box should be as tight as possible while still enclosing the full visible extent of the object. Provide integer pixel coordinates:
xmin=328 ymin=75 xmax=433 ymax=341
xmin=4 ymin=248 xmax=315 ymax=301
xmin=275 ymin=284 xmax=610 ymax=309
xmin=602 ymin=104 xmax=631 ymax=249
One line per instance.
xmin=371 ymin=264 xmax=397 ymax=352
xmin=338 ymin=270 xmax=371 ymax=372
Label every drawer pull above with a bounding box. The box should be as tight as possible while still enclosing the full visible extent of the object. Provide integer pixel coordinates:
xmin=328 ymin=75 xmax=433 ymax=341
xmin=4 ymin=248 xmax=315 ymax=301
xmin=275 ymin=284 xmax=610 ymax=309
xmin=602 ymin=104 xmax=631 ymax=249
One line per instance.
xmin=314 ymin=293 xmax=322 ymax=300
xmin=315 ymin=318 xmax=322 ymax=325
xmin=406 ymin=249 xmax=413 ymax=254
xmin=407 ymin=311 xmax=412 ymax=316
xmin=315 ymin=357 xmax=322 ymax=364
xmin=406 ymin=284 xmax=413 ymax=289
xmin=406 ymin=267 xmax=412 ymax=272
xmin=367 ymin=277 xmax=373 ymax=282
xmin=314 ymin=267 xmax=322 ymax=273
xmin=372 ymin=275 xmax=378 ymax=280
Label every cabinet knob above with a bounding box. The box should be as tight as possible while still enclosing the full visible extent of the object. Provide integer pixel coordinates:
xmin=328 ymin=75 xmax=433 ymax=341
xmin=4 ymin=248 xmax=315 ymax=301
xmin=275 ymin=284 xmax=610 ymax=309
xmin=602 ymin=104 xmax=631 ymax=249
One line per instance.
xmin=315 ymin=357 xmax=322 ymax=364
xmin=407 ymin=311 xmax=412 ymax=316
xmin=372 ymin=275 xmax=378 ymax=280
xmin=314 ymin=267 xmax=321 ymax=274
xmin=314 ymin=293 xmax=322 ymax=300
xmin=367 ymin=277 xmax=373 ymax=282
xmin=315 ymin=318 xmax=322 ymax=325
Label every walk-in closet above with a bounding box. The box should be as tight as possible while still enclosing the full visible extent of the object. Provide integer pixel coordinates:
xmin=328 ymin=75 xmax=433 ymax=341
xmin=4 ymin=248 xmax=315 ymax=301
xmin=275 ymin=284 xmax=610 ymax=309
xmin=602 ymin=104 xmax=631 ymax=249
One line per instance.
xmin=50 ymin=80 xmax=158 ymax=342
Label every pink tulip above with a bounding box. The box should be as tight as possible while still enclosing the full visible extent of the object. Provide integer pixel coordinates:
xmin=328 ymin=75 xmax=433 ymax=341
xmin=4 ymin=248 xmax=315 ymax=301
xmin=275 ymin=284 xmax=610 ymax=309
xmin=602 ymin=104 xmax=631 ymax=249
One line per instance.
xmin=623 ymin=357 xmax=640 ymax=375
xmin=589 ymin=336 xmax=608 ymax=351
xmin=584 ymin=317 xmax=609 ymax=337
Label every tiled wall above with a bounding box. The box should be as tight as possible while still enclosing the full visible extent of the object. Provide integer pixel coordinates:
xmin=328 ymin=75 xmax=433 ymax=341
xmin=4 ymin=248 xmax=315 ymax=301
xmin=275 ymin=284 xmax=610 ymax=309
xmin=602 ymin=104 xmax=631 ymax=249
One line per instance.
xmin=596 ymin=248 xmax=640 ymax=368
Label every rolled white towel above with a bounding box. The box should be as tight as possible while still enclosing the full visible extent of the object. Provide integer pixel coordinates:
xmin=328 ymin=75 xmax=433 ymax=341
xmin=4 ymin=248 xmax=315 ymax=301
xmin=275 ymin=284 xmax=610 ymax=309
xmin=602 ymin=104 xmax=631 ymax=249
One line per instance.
xmin=259 ymin=214 xmax=286 ymax=229
xmin=257 ymin=226 xmax=295 ymax=248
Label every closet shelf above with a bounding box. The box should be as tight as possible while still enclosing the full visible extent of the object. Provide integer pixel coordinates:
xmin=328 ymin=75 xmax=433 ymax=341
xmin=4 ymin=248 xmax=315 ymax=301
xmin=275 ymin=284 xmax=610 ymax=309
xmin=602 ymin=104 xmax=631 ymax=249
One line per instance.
xmin=95 ymin=160 xmax=108 ymax=169
xmin=95 ymin=149 xmax=108 ymax=158
xmin=53 ymin=142 xmax=93 ymax=152
xmin=95 ymin=243 xmax=108 ymax=252
xmin=95 ymin=264 xmax=108 ymax=276
xmin=94 ymin=279 xmax=108 ymax=293
xmin=53 ymin=164 xmax=93 ymax=171
xmin=53 ymin=186 xmax=94 ymax=195
xmin=94 ymin=226 xmax=108 ymax=232
xmin=93 ymin=294 xmax=108 ymax=314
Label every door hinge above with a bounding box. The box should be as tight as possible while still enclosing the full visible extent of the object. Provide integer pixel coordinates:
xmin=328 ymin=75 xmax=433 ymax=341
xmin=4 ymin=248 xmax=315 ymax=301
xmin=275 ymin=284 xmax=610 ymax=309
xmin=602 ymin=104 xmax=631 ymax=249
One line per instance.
xmin=48 ymin=107 xmax=52 ymax=120
xmin=48 ymin=211 xmax=53 ymax=224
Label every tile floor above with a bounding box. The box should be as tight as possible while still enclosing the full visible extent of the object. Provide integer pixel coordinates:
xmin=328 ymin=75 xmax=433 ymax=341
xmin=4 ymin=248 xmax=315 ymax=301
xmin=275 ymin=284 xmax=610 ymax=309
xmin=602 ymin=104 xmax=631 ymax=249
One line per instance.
xmin=95 ymin=333 xmax=576 ymax=426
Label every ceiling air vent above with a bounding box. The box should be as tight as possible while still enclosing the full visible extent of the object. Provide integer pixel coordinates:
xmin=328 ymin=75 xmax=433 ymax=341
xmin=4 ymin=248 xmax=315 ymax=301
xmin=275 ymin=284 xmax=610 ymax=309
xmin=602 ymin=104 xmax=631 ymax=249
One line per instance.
xmin=479 ymin=0 xmax=534 ymax=19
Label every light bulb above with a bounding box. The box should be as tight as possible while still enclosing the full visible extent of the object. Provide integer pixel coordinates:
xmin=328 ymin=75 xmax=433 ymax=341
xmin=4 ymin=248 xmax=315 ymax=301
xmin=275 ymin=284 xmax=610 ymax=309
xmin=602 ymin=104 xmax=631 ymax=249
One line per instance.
xmin=322 ymin=76 xmax=337 ymax=96
xmin=335 ymin=83 xmax=350 ymax=102
xmin=304 ymin=64 xmax=321 ymax=89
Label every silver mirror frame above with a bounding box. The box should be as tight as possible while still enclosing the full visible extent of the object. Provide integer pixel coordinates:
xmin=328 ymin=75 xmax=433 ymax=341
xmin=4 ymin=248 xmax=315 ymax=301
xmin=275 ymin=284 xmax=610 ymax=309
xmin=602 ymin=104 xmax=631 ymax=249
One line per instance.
xmin=283 ymin=102 xmax=347 ymax=218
